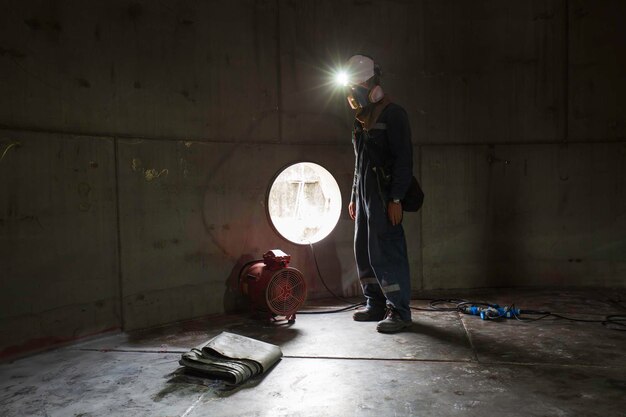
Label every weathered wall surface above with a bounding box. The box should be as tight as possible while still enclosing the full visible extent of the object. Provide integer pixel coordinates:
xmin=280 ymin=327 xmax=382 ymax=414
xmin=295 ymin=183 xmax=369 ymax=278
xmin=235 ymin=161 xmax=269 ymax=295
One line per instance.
xmin=569 ymin=0 xmax=626 ymax=141
xmin=1 ymin=0 xmax=624 ymax=355
xmin=0 ymin=130 xmax=120 ymax=357
xmin=0 ymin=0 xmax=279 ymax=141
xmin=421 ymin=143 xmax=626 ymax=289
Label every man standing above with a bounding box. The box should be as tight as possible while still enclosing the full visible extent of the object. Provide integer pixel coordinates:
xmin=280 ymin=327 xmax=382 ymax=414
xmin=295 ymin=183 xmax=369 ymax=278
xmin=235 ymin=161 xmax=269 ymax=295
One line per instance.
xmin=343 ymin=55 xmax=414 ymax=333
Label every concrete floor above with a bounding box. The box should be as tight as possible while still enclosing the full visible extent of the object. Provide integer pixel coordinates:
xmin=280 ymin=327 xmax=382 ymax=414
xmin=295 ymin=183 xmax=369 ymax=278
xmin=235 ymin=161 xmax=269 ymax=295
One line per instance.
xmin=1 ymin=289 xmax=625 ymax=417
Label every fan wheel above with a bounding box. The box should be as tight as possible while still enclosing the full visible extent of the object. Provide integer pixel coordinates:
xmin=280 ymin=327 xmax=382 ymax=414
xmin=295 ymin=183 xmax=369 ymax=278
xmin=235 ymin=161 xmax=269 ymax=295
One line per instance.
xmin=265 ymin=267 xmax=306 ymax=316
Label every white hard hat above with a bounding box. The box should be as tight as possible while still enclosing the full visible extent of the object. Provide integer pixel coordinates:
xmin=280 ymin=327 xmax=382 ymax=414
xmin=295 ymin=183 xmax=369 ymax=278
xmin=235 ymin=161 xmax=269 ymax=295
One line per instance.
xmin=345 ymin=55 xmax=376 ymax=85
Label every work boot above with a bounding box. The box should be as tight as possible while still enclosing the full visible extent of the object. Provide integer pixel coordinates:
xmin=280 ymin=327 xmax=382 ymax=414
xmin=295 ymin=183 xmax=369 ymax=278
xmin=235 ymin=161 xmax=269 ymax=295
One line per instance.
xmin=376 ymin=309 xmax=412 ymax=333
xmin=353 ymin=306 xmax=386 ymax=322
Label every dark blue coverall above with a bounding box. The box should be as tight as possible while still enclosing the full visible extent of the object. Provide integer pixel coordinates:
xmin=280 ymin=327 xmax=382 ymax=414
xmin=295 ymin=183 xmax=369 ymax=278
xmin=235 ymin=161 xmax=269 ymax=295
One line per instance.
xmin=351 ymin=103 xmax=413 ymax=321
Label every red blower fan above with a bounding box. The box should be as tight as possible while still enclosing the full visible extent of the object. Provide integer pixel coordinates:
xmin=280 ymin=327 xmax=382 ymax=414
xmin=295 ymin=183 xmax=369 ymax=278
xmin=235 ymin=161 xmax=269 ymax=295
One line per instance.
xmin=239 ymin=250 xmax=307 ymax=323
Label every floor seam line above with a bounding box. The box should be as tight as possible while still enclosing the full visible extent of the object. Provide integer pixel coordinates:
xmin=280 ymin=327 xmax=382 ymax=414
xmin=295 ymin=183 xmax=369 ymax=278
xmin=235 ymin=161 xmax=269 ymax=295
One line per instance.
xmin=458 ymin=311 xmax=480 ymax=363
xmin=68 ymin=348 xmax=620 ymax=369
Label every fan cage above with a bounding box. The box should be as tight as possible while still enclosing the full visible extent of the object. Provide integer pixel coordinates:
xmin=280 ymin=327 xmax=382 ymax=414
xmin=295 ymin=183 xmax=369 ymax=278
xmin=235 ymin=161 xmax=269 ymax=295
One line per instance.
xmin=265 ymin=267 xmax=306 ymax=315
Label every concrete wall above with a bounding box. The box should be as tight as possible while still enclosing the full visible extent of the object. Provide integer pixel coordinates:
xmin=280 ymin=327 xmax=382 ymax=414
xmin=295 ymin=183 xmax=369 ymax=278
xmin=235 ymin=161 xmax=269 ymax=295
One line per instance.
xmin=1 ymin=0 xmax=624 ymax=357
xmin=0 ymin=130 xmax=120 ymax=358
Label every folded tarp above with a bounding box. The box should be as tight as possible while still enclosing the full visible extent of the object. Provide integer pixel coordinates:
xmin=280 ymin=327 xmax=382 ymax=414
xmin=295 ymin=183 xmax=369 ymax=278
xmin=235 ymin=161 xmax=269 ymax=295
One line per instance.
xmin=179 ymin=332 xmax=283 ymax=384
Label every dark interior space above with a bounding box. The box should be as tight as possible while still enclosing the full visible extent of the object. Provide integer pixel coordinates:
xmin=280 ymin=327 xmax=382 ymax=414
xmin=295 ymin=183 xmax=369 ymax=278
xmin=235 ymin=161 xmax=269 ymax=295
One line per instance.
xmin=1 ymin=1 xmax=624 ymax=416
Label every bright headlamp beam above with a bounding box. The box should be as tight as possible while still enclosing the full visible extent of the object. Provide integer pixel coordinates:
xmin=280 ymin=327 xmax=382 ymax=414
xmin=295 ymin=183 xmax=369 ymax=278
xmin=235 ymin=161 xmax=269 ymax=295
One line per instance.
xmin=335 ymin=71 xmax=349 ymax=87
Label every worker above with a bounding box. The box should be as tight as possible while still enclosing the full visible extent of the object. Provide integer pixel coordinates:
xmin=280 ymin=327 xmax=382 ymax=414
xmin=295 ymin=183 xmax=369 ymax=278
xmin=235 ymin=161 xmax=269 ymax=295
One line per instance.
xmin=343 ymin=55 xmax=414 ymax=333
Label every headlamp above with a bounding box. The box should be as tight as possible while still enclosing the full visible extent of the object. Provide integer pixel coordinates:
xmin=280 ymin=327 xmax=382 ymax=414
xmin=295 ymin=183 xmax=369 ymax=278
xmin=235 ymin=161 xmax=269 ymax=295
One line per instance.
xmin=335 ymin=55 xmax=382 ymax=109
xmin=335 ymin=70 xmax=349 ymax=87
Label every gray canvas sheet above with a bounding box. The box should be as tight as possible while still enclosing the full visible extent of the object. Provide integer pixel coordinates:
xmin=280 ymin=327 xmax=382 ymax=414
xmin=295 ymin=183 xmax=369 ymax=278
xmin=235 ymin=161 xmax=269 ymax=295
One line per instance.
xmin=179 ymin=332 xmax=283 ymax=384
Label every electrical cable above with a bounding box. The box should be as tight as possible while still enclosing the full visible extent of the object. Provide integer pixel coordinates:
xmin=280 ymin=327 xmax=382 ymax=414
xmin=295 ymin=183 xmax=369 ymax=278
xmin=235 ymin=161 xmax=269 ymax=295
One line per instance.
xmin=511 ymin=305 xmax=551 ymax=322
xmin=295 ymin=242 xmax=367 ymax=314
xmin=306 ymin=242 xmax=365 ymax=307
xmin=273 ymin=245 xmax=625 ymax=328
xmin=603 ymin=315 xmax=626 ymax=331
xmin=547 ymin=313 xmax=606 ymax=323
xmin=0 ymin=141 xmax=21 ymax=161
xmin=298 ymin=303 xmax=364 ymax=315
xmin=411 ymin=298 xmax=469 ymax=312
xmin=414 ymin=298 xmax=625 ymax=331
